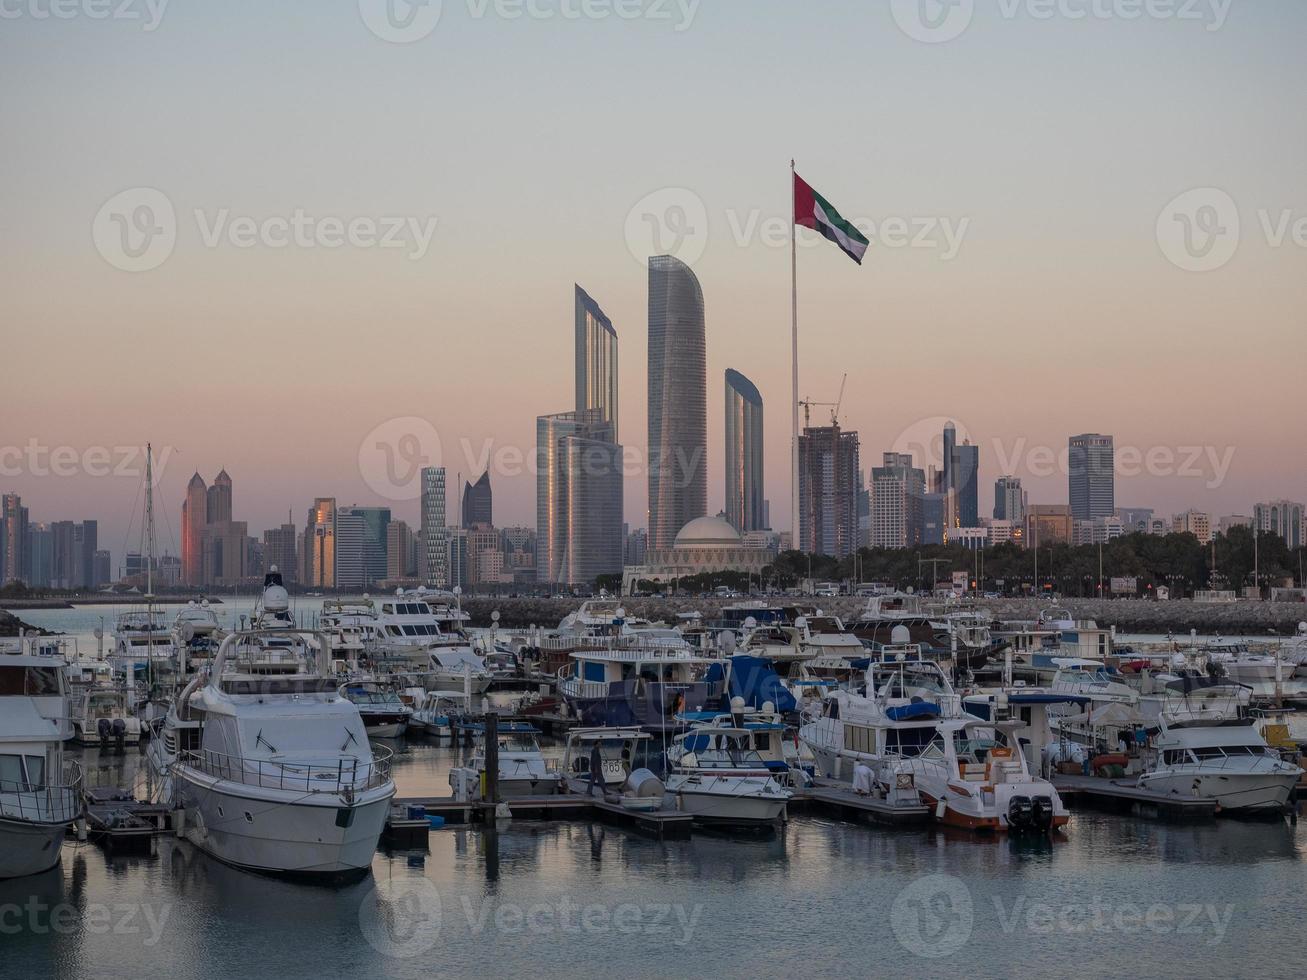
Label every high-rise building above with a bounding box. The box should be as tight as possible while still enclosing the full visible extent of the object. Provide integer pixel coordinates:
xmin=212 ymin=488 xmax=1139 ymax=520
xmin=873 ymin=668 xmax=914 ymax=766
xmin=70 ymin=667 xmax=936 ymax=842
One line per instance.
xmin=647 ymin=254 xmax=706 ymax=551
xmin=182 ymin=472 xmax=207 ymax=586
xmin=334 ymin=510 xmax=367 ymax=590
xmin=262 ymin=523 xmax=299 ymax=581
xmin=386 ymin=520 xmax=418 ymax=581
xmin=306 ymin=497 xmax=337 ymax=589
xmin=871 ymin=453 xmax=926 ymax=549
xmin=419 ymin=468 xmax=447 ymax=588
xmin=51 ymin=519 xmax=97 ymax=589
xmin=798 ymin=424 xmax=861 ymax=558
xmin=1068 ymin=433 xmax=1115 ymax=520
xmin=624 ymin=526 xmax=648 ymax=566
xmin=1218 ymin=514 xmax=1252 ymax=536
xmin=461 ymin=471 xmax=493 ymax=529
xmin=2 ymin=493 xmax=28 ymax=585
xmin=1116 ymin=507 xmax=1155 ymax=534
xmin=346 ymin=506 xmax=390 ymax=585
xmin=724 ymin=369 xmax=764 ymax=533
xmin=941 ymin=422 xmax=957 ymax=495
xmin=201 ymin=520 xmax=249 ymax=587
xmin=536 ymin=411 xmax=623 ymax=585
xmin=575 ymin=284 xmax=619 ymax=440
xmin=1254 ymin=500 xmax=1305 ymax=550
xmin=1027 ymin=504 xmax=1073 ymax=546
xmin=206 ymin=469 xmax=232 ymax=523
xmin=24 ymin=523 xmax=52 ymax=587
xmin=446 ymin=527 xmax=469 ymax=590
xmin=951 ymin=441 xmax=979 ymax=528
xmin=1171 ymin=510 xmax=1213 ymax=544
xmin=467 ymin=526 xmax=502 ymax=587
xmin=92 ymin=550 xmax=110 ymax=589
xmin=993 ymin=476 xmax=1027 ymax=525
xmin=921 ymin=492 xmax=948 ymax=545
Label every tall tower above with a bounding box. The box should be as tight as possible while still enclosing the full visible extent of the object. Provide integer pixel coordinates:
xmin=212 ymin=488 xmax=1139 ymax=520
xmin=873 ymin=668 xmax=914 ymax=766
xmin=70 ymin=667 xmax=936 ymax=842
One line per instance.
xmin=182 ymin=472 xmax=207 ymax=586
xmin=724 ymin=369 xmax=764 ymax=532
xmin=207 ymin=469 xmax=233 ymax=523
xmin=2 ymin=493 xmax=27 ymax=585
xmin=461 ymin=471 xmax=493 ymax=529
xmin=575 ymin=284 xmax=619 ymax=441
xmin=1068 ymin=433 xmax=1115 ymax=520
xmin=647 ymin=254 xmax=707 ymax=551
xmin=419 ymin=467 xmax=447 ymax=588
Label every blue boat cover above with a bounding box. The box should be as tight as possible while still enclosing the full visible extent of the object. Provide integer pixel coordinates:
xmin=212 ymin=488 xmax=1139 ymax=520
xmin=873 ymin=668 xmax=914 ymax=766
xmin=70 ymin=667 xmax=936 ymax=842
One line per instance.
xmin=885 ymin=701 xmax=941 ymax=722
xmin=704 ymin=656 xmax=798 ymax=713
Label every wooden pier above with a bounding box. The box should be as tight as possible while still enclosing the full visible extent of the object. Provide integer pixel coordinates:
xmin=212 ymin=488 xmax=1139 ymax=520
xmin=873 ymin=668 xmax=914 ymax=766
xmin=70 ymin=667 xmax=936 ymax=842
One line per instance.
xmin=789 ymin=780 xmax=932 ymax=826
xmin=1052 ymin=774 xmax=1218 ymax=821
xmin=83 ymin=787 xmax=173 ymax=851
xmin=396 ymin=793 xmax=696 ymax=839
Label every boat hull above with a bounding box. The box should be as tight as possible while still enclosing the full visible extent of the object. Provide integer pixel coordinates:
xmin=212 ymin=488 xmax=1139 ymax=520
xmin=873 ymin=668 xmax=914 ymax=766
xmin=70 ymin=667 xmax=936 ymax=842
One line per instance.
xmin=176 ymin=770 xmax=392 ymax=880
xmin=668 ymin=786 xmax=788 ymax=825
xmin=0 ymin=817 xmax=67 ymax=880
xmin=1138 ymin=769 xmax=1299 ymax=811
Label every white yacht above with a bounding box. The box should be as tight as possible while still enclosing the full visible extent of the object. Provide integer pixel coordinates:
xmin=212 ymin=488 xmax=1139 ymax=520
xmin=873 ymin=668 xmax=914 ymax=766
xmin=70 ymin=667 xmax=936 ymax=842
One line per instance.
xmin=664 ymin=722 xmax=792 ymax=826
xmin=172 ymin=599 xmax=225 ymax=671
xmin=0 ymin=639 xmax=82 ymax=879
xmin=319 ymin=598 xmax=376 ymax=663
xmin=448 ymin=723 xmax=561 ymax=799
xmin=1137 ymin=718 xmax=1301 ymax=812
xmin=368 ymin=592 xmax=492 ymax=694
xmin=110 ymin=610 xmax=177 ymax=679
xmin=151 ymin=626 xmax=395 ymax=881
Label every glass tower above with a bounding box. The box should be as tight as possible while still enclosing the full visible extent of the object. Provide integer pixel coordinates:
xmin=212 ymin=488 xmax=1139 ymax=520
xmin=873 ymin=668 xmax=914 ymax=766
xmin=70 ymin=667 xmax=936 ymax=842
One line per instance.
xmin=724 ymin=369 xmax=764 ymax=532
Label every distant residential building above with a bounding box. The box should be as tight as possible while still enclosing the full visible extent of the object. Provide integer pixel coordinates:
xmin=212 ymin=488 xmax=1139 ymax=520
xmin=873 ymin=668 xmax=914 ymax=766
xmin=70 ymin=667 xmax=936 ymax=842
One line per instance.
xmin=870 ymin=453 xmax=925 ymax=549
xmin=987 ymin=519 xmax=1017 ymax=545
xmin=345 ymin=506 xmax=391 ymax=585
xmin=1218 ymin=515 xmax=1252 ymax=536
xmin=993 ymin=476 xmax=1026 ymax=525
xmin=386 ymin=520 xmax=418 ymax=580
xmin=446 ymin=527 xmax=469 ymax=591
xmin=1254 ymin=500 xmax=1305 ymax=550
xmin=1116 ymin=507 xmax=1154 ymax=534
xmin=2 ymin=492 xmax=27 ymax=584
xmin=500 ymin=525 xmax=536 ymax=580
xmin=1028 ymin=504 xmax=1073 ymax=546
xmin=1171 ymin=510 xmax=1213 ymax=545
xmin=742 ymin=529 xmax=782 ymax=555
xmin=921 ymin=492 xmax=948 ymax=546
xmin=1074 ymin=516 xmax=1126 ymax=545
xmin=92 ymin=549 xmax=110 ymax=590
xmin=262 ymin=523 xmax=299 ymax=582
xmin=461 ymin=471 xmax=493 ymax=529
xmin=24 ymin=523 xmax=52 ymax=587
xmin=334 ymin=510 xmax=367 ymax=590
xmin=420 ymin=467 xmax=447 ymax=588
xmin=50 ymin=519 xmax=97 ymax=590
xmin=647 ymin=255 xmax=706 ymax=551
xmin=624 ymin=526 xmax=648 ymax=566
xmin=798 ymin=424 xmax=861 ymax=558
xmin=467 ymin=526 xmax=502 ymax=586
xmin=1068 ymin=433 xmax=1115 ymax=520
xmin=724 ymin=368 xmax=765 ymax=532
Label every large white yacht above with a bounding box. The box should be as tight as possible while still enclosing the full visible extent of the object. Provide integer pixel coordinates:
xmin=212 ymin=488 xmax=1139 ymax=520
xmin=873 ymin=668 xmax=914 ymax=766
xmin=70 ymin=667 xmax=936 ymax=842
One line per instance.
xmin=172 ymin=599 xmax=225 ymax=673
xmin=0 ymin=638 xmax=82 ymax=879
xmin=368 ymin=591 xmax=492 ymax=693
xmin=110 ymin=610 xmax=177 ymax=679
xmin=151 ymin=618 xmax=395 ymax=881
xmin=664 ymin=720 xmax=792 ymax=825
xmin=1137 ymin=718 xmax=1301 ymax=812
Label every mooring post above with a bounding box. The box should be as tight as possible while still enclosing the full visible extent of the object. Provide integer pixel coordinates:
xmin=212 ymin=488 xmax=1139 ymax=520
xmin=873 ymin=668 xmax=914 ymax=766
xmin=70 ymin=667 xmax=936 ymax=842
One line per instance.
xmin=484 ymin=712 xmax=500 ymax=806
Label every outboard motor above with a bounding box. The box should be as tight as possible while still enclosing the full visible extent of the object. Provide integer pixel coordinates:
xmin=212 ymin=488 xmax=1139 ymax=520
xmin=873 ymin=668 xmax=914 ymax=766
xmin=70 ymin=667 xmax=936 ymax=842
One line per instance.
xmin=1030 ymin=796 xmax=1054 ymax=832
xmin=97 ymin=717 xmax=113 ymax=745
xmin=111 ymin=717 xmax=127 ymax=752
xmin=1007 ymin=795 xmax=1034 ymax=832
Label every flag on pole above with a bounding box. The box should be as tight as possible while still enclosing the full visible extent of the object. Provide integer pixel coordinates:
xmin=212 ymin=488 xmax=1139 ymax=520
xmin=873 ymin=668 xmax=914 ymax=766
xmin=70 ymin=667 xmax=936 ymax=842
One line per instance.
xmin=793 ymin=172 xmax=869 ymax=265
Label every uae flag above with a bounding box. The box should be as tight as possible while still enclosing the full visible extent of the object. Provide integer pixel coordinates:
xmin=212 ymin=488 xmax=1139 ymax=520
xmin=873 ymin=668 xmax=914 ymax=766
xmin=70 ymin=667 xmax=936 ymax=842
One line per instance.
xmin=794 ymin=172 xmax=869 ymax=265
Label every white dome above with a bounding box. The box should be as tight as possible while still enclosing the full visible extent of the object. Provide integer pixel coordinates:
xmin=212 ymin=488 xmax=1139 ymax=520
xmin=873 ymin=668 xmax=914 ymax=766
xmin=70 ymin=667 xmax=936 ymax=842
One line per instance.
xmin=674 ymin=516 xmax=743 ymax=548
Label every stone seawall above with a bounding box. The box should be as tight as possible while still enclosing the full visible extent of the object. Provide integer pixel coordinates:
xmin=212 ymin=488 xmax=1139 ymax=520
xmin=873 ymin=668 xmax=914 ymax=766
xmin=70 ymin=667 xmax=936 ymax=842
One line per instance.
xmin=462 ymin=596 xmax=1307 ymax=636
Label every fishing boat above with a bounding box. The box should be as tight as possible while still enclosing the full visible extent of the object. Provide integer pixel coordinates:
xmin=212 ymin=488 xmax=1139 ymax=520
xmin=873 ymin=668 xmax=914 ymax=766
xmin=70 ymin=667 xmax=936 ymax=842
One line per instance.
xmin=0 ymin=638 xmax=82 ymax=879
xmin=1137 ymin=718 xmax=1301 ymax=813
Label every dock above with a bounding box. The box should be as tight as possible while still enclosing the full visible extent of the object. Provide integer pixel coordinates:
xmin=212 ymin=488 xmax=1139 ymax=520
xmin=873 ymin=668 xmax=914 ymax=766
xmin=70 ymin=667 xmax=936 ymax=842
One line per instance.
xmin=1052 ymin=774 xmax=1218 ymax=821
xmin=83 ymin=787 xmax=173 ymax=851
xmin=397 ymin=793 xmax=696 ymax=839
xmin=789 ymin=779 xmax=932 ymax=826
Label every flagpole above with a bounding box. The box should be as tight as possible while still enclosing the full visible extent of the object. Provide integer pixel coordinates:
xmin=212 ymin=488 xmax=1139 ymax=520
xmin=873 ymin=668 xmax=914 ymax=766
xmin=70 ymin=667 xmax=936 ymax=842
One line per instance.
xmin=790 ymin=159 xmax=800 ymax=555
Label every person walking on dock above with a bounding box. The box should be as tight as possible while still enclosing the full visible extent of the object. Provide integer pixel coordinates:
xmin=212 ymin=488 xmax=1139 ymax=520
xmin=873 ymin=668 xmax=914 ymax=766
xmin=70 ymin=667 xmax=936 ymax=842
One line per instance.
xmin=588 ymin=743 xmax=604 ymax=797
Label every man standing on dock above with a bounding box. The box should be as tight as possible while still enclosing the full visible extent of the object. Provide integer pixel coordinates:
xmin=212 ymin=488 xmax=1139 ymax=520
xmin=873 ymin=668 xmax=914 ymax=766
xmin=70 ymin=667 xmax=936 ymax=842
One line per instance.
xmin=588 ymin=742 xmax=604 ymax=797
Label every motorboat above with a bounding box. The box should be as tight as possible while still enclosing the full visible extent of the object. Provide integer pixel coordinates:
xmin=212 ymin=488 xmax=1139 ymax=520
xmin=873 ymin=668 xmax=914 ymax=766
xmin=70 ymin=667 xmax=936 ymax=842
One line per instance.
xmin=338 ymin=680 xmax=413 ymax=739
xmin=68 ymin=685 xmax=141 ymax=748
xmin=319 ymin=598 xmax=376 ymax=663
xmin=150 ymin=626 xmax=395 ymax=881
xmin=663 ymin=722 xmax=792 ymax=826
xmin=448 ymin=723 xmax=561 ymax=799
xmin=172 ymin=600 xmax=225 ymax=672
xmin=109 ymin=610 xmax=177 ymax=680
xmin=678 ymin=700 xmax=813 ymax=787
xmin=367 ymin=591 xmax=492 ymax=693
xmin=0 ymin=638 xmax=82 ymax=879
xmin=409 ymin=690 xmax=472 ymax=737
xmin=1137 ymin=718 xmax=1302 ymax=812
xmin=559 ymin=728 xmax=659 ymax=807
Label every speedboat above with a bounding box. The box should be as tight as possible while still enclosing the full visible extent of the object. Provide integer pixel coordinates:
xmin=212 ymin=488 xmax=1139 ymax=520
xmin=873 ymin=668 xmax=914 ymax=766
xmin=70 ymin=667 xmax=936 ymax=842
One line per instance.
xmin=0 ymin=638 xmax=82 ymax=879
xmin=151 ymin=623 xmax=395 ymax=881
xmin=1137 ymin=718 xmax=1302 ymax=813
xmin=448 ymin=724 xmax=561 ymax=799
xmin=664 ymin=722 xmax=792 ymax=826
xmin=69 ymin=685 xmax=141 ymax=747
xmin=409 ymin=690 xmax=472 ymax=737
xmin=559 ymin=728 xmax=659 ymax=806
xmin=338 ymin=680 xmax=413 ymax=739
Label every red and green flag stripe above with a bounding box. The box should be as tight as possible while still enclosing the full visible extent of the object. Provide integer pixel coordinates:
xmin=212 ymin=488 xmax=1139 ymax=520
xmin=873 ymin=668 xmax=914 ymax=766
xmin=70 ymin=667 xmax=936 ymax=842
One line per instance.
xmin=794 ymin=172 xmax=869 ymax=265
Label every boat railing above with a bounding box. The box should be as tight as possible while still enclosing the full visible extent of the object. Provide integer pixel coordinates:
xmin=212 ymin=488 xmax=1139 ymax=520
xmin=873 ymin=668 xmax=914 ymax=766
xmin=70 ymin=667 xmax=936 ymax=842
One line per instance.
xmin=0 ymin=762 xmax=83 ymax=825
xmin=538 ymin=634 xmax=692 ymax=654
xmin=182 ymin=745 xmax=393 ymax=793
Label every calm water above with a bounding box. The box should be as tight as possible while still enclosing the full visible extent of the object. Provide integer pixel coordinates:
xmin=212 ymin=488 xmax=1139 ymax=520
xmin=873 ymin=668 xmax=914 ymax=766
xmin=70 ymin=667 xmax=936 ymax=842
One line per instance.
xmin=3 ymin=737 xmax=1306 ymax=980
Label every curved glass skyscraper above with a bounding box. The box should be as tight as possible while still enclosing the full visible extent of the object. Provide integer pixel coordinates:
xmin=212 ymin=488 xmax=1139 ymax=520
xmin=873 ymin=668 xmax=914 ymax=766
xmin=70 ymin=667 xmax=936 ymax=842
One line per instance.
xmin=724 ymin=368 xmax=764 ymax=532
xmin=647 ymin=255 xmax=707 ymax=551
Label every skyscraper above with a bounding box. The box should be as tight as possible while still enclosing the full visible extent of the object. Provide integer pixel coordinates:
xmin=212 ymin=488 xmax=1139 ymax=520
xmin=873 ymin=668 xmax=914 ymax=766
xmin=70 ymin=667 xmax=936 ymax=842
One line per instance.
xmin=993 ymin=476 xmax=1026 ymax=524
xmin=871 ymin=453 xmax=926 ymax=549
xmin=386 ymin=520 xmax=417 ymax=581
xmin=419 ymin=467 xmax=447 ymax=588
xmin=182 ymin=472 xmax=206 ymax=585
xmin=724 ymin=369 xmax=764 ymax=533
xmin=1254 ymin=500 xmax=1305 ymax=550
xmin=647 ymin=254 xmax=706 ymax=551
xmin=306 ymin=497 xmax=336 ymax=589
xmin=2 ymin=493 xmax=28 ymax=585
xmin=334 ymin=509 xmax=367 ymax=590
xmin=461 ymin=471 xmax=493 ymax=529
xmin=1068 ymin=433 xmax=1115 ymax=520
xmin=798 ymin=424 xmax=861 ymax=558
xmin=941 ymin=421 xmax=957 ymax=494
xmin=262 ymin=523 xmax=299 ymax=581
xmin=951 ymin=441 xmax=979 ymax=528
xmin=575 ymin=284 xmax=618 ymax=440
xmin=207 ymin=469 xmax=232 ymax=523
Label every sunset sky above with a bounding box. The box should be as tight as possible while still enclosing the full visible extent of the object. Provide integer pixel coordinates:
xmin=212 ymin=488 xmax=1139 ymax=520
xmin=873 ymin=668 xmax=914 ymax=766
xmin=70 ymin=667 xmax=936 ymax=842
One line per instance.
xmin=3 ymin=1 xmax=1304 ymax=567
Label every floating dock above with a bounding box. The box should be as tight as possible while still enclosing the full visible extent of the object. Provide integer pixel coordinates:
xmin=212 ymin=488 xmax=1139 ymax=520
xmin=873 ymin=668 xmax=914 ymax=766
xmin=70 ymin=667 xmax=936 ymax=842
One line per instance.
xmin=1052 ymin=774 xmax=1218 ymax=821
xmin=789 ymin=779 xmax=932 ymax=826
xmin=83 ymin=787 xmax=173 ymax=851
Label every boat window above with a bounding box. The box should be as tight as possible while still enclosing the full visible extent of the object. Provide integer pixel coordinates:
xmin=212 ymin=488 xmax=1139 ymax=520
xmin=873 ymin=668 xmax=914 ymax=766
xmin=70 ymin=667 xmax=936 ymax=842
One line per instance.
xmin=919 ymin=735 xmax=947 ymax=761
xmin=25 ymin=667 xmax=62 ymax=695
xmin=0 ymin=667 xmax=24 ymax=696
xmin=1190 ymin=746 xmax=1228 ymax=760
xmin=0 ymin=754 xmax=25 ymax=791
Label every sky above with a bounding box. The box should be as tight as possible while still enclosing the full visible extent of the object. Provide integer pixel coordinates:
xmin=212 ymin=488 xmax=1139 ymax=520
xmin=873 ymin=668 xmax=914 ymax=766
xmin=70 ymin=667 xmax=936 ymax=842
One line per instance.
xmin=2 ymin=0 xmax=1305 ymax=569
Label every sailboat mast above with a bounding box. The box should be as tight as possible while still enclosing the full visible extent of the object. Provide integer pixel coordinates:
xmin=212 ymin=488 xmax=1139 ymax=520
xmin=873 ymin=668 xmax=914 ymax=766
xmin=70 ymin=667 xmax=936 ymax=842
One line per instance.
xmin=145 ymin=443 xmax=155 ymax=690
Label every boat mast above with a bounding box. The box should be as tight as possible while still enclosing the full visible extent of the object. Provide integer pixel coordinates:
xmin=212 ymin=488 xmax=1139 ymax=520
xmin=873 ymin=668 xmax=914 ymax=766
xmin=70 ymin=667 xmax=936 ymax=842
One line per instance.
xmin=145 ymin=442 xmax=155 ymax=692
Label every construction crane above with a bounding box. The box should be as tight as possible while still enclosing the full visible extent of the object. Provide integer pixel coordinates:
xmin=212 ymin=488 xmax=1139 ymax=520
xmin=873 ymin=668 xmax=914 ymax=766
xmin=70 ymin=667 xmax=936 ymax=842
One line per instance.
xmin=798 ymin=373 xmax=848 ymax=428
